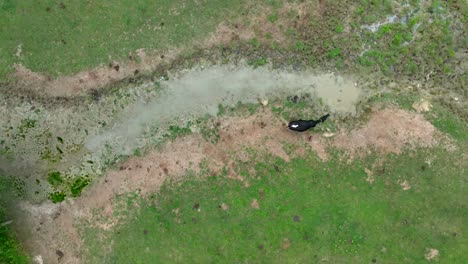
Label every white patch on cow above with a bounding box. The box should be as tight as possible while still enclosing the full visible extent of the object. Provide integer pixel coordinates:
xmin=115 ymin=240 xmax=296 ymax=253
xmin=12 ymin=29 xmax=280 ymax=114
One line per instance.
xmin=291 ymin=124 xmax=299 ymax=128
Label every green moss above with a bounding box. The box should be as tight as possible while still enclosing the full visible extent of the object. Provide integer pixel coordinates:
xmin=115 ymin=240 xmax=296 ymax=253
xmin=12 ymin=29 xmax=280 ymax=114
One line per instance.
xmin=47 ymin=171 xmax=63 ymax=187
xmin=70 ymin=177 xmax=91 ymax=197
xmin=49 ymin=191 xmax=66 ymax=203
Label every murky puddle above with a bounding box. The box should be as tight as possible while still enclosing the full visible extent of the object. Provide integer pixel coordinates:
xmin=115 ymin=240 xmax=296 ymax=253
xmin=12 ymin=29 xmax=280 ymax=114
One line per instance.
xmin=86 ymin=64 xmax=362 ymax=154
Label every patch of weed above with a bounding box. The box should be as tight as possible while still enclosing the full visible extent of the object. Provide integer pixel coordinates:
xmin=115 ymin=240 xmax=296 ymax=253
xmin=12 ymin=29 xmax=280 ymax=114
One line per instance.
xmin=328 ymin=47 xmax=341 ymax=59
xmin=334 ymin=24 xmax=344 ymax=33
xmin=17 ymin=118 xmax=37 ymax=138
xmin=200 ymin=121 xmax=221 ymax=144
xmin=133 ymin=148 xmax=142 ymax=157
xmin=40 ymin=147 xmax=62 ymax=163
xmin=267 ymin=12 xmax=278 ymax=23
xmin=217 ymin=104 xmax=226 ymax=117
xmin=248 ymin=38 xmax=261 ymax=50
xmin=248 ymin=57 xmax=267 ymax=68
xmin=47 ymin=171 xmax=63 ymax=187
xmin=294 ymin=41 xmax=306 ymax=51
xmin=165 ymin=124 xmax=192 ymax=140
xmin=70 ymin=177 xmax=91 ymax=197
xmin=49 ymin=191 xmax=66 ymax=203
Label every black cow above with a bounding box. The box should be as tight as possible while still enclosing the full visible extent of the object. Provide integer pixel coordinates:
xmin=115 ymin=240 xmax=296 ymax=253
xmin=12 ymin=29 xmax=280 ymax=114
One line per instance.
xmin=288 ymin=114 xmax=330 ymax=132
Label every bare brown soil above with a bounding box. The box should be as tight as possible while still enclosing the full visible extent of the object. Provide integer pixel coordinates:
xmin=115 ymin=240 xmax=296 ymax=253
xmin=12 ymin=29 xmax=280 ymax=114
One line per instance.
xmin=250 ymin=199 xmax=260 ymax=210
xmin=12 ymin=49 xmax=180 ymax=98
xmin=425 ymin=248 xmax=440 ymax=260
xmin=333 ymin=107 xmax=440 ymax=158
xmin=15 ymin=106 xmax=447 ymax=264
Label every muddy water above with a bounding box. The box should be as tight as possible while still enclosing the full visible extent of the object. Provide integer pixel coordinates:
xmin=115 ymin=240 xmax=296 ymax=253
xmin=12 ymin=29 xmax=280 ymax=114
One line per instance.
xmin=86 ymin=65 xmax=362 ymax=154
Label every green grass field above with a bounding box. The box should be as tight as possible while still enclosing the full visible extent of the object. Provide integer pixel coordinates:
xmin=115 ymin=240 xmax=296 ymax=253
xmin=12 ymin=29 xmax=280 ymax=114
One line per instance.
xmin=84 ymin=146 xmax=466 ymax=263
xmin=1 ymin=0 xmax=465 ymax=81
xmin=0 ymin=0 xmax=247 ymax=78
